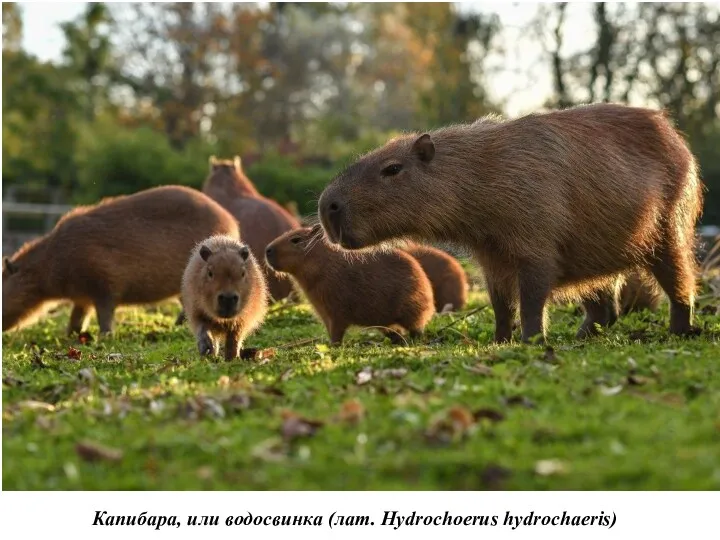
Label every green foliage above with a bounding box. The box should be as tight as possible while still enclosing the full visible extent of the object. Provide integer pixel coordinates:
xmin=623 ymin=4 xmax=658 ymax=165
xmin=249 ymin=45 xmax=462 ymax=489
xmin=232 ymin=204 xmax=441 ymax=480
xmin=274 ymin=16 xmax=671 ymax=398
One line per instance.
xmin=2 ymin=287 xmax=719 ymax=490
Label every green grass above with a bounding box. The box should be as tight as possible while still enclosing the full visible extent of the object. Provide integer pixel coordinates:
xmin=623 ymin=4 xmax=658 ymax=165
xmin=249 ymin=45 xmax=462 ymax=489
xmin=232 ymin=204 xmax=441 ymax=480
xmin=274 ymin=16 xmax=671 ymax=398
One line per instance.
xmin=2 ymin=281 xmax=720 ymax=490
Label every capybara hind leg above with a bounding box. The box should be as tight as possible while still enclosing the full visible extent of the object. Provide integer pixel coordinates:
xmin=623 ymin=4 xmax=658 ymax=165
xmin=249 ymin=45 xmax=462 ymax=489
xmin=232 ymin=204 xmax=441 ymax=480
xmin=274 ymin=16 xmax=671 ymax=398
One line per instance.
xmin=196 ymin=326 xmax=218 ymax=357
xmin=224 ymin=331 xmax=242 ymax=361
xmin=648 ymin=246 xmax=696 ymax=336
xmin=577 ymin=286 xmax=619 ymax=339
xmin=517 ymin=264 xmax=553 ymax=344
xmin=68 ymin=304 xmax=90 ymax=335
xmin=486 ymin=276 xmax=518 ymax=344
xmin=94 ymin=297 xmax=116 ymax=335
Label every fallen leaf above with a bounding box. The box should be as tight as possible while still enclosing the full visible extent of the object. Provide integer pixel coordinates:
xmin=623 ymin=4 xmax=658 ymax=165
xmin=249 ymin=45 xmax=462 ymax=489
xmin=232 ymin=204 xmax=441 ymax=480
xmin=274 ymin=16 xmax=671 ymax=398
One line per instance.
xmin=627 ymin=357 xmax=638 ymax=370
xmin=480 ymin=465 xmax=511 ymax=489
xmin=77 ymin=368 xmax=95 ymax=382
xmin=106 ymin=353 xmax=122 ymax=362
xmin=473 ymin=408 xmax=505 ymax=423
xmin=600 ymin=384 xmax=624 ymax=396
xmin=280 ymin=368 xmax=294 ymax=382
xmin=67 ymin=347 xmax=82 ymax=360
xmin=15 ymin=400 xmax=55 ymax=412
xmin=463 ymin=362 xmax=493 ymax=376
xmin=337 ymin=399 xmax=365 ymax=424
xmin=280 ymin=410 xmax=324 ymax=441
xmin=627 ymin=374 xmax=651 ymax=386
xmin=535 ymin=459 xmax=568 ymax=476
xmin=356 ymin=368 xmax=373 ymax=385
xmin=425 ymin=406 xmax=474 ymax=445
xmin=75 ymin=440 xmax=123 ymax=462
xmin=502 ymin=395 xmax=536 ymax=409
xmin=78 ymin=332 xmax=93 ymax=345
xmin=251 ymin=437 xmax=287 ymax=462
xmin=375 ymin=368 xmax=408 ymax=379
xmin=178 ymin=396 xmax=225 ymax=420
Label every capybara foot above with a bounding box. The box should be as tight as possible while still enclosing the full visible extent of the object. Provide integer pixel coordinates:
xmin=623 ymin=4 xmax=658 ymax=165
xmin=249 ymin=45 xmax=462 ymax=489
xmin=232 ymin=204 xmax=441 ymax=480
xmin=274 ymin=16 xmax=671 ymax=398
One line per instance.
xmin=197 ymin=334 xmax=216 ymax=356
xmin=175 ymin=310 xmax=187 ymax=326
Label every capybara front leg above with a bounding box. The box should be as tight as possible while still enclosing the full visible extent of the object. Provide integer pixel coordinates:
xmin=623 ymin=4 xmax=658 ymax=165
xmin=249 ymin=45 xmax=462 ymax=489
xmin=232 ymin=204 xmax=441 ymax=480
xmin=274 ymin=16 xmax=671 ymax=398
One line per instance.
xmin=196 ymin=325 xmax=217 ymax=357
xmin=517 ymin=264 xmax=553 ymax=344
xmin=486 ymin=276 xmax=518 ymax=344
xmin=648 ymin=245 xmax=696 ymax=336
xmin=224 ymin=330 xmax=242 ymax=361
xmin=175 ymin=310 xmax=187 ymax=326
xmin=94 ymin=297 xmax=116 ymax=335
xmin=328 ymin=321 xmax=347 ymax=346
xmin=68 ymin=304 xmax=91 ymax=335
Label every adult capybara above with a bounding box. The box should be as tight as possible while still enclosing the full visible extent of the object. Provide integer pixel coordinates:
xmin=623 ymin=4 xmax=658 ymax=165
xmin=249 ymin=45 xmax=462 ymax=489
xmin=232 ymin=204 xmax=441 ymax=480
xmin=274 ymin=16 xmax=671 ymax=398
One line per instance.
xmin=264 ymin=225 xmax=435 ymax=345
xmin=181 ymin=235 xmax=268 ymax=360
xmin=2 ymin=185 xmax=240 ymax=335
xmin=318 ymin=103 xmax=704 ymax=343
xmin=403 ymin=242 xmax=468 ymax=312
xmin=202 ymin=156 xmax=301 ymax=301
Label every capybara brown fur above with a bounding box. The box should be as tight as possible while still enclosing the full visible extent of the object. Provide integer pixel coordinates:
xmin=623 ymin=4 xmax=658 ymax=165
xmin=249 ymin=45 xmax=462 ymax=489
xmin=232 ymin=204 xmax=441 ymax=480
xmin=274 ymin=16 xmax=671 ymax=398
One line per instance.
xmin=2 ymin=185 xmax=240 ymax=336
xmin=202 ymin=156 xmax=301 ymax=302
xmin=181 ymin=235 xmax=268 ymax=360
xmin=264 ymin=225 xmax=435 ymax=345
xmin=403 ymin=242 xmax=468 ymax=312
xmin=318 ymin=103 xmax=704 ymax=343
xmin=619 ymin=271 xmax=664 ymax=315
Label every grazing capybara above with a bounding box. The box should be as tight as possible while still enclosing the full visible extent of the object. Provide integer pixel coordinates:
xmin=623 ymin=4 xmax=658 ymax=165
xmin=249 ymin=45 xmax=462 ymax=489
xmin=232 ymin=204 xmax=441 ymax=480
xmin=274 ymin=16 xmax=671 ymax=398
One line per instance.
xmin=202 ymin=156 xmax=301 ymax=301
xmin=619 ymin=271 xmax=663 ymax=315
xmin=264 ymin=225 xmax=435 ymax=345
xmin=403 ymin=242 xmax=468 ymax=312
xmin=318 ymin=103 xmax=705 ymax=343
xmin=181 ymin=235 xmax=268 ymax=360
xmin=2 ymin=185 xmax=240 ymax=335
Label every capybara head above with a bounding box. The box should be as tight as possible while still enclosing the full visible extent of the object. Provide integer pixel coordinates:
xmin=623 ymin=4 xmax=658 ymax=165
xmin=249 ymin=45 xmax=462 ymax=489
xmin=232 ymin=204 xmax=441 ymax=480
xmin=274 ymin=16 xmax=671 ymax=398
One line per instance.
xmin=2 ymin=253 xmax=43 ymax=331
xmin=208 ymin=155 xmax=242 ymax=175
xmin=318 ymin=133 xmax=441 ymax=250
xmin=265 ymin=225 xmax=323 ymax=275
xmin=191 ymin=240 xmax=255 ymax=319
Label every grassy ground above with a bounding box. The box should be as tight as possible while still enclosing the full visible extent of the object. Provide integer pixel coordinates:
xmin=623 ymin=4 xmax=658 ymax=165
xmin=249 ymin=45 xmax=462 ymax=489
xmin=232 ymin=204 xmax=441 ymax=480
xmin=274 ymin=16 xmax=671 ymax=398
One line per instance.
xmin=3 ymin=271 xmax=719 ymax=490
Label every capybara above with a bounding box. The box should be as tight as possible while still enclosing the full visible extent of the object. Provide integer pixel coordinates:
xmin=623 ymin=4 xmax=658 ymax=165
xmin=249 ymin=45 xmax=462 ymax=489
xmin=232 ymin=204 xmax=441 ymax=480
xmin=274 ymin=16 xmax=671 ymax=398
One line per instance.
xmin=2 ymin=185 xmax=240 ymax=335
xmin=264 ymin=225 xmax=435 ymax=345
xmin=318 ymin=103 xmax=704 ymax=343
xmin=403 ymin=242 xmax=468 ymax=312
xmin=202 ymin=156 xmax=301 ymax=301
xmin=619 ymin=271 xmax=664 ymax=315
xmin=180 ymin=235 xmax=268 ymax=360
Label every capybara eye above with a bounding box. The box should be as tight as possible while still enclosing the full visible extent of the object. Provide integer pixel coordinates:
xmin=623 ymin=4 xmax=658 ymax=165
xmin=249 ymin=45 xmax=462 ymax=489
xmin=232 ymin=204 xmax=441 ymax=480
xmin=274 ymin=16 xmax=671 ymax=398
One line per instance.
xmin=381 ymin=163 xmax=403 ymax=176
xmin=291 ymin=237 xmax=302 ymax=244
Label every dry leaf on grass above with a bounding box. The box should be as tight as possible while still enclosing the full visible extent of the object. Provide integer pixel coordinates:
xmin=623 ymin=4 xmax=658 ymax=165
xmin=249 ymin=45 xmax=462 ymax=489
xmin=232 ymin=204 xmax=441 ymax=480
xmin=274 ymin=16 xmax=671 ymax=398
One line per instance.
xmin=280 ymin=410 xmax=324 ymax=441
xmin=600 ymin=385 xmax=624 ymax=396
xmin=535 ymin=459 xmax=568 ymax=476
xmin=15 ymin=400 xmax=55 ymax=412
xmin=425 ymin=405 xmax=475 ymax=445
xmin=67 ymin=347 xmax=82 ymax=360
xmin=356 ymin=368 xmax=373 ymax=385
xmin=75 ymin=440 xmax=123 ymax=463
xmin=251 ymin=437 xmax=287 ymax=462
xmin=355 ymin=367 xmax=408 ymax=386
xmin=473 ymin=408 xmax=505 ymax=423
xmin=336 ymin=399 xmax=365 ymax=424
xmin=463 ymin=363 xmax=493 ymax=376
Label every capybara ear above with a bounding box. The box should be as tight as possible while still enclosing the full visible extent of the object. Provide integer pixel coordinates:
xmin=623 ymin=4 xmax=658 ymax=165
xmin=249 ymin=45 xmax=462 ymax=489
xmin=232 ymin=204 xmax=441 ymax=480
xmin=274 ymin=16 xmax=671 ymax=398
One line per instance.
xmin=2 ymin=256 xmax=16 ymax=275
xmin=239 ymin=246 xmax=250 ymax=261
xmin=234 ymin=156 xmax=243 ymax=171
xmin=412 ymin=133 xmax=435 ymax=162
xmin=209 ymin=155 xmax=218 ymax=171
xmin=199 ymin=245 xmax=213 ymax=262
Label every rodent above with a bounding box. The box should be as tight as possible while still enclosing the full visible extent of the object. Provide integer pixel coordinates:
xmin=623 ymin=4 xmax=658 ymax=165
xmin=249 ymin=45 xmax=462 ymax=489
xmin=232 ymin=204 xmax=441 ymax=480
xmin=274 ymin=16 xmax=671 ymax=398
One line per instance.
xmin=180 ymin=235 xmax=268 ymax=360
xmin=264 ymin=225 xmax=435 ymax=345
xmin=2 ymin=185 xmax=240 ymax=335
xmin=318 ymin=103 xmax=704 ymax=343
xmin=402 ymin=242 xmax=468 ymax=312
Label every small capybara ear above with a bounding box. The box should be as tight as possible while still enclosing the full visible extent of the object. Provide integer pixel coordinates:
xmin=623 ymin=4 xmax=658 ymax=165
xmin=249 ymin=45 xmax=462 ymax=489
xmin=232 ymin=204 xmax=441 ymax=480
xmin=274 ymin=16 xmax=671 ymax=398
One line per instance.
xmin=199 ymin=245 xmax=213 ymax=261
xmin=209 ymin=155 xmax=218 ymax=172
xmin=234 ymin=156 xmax=242 ymax=171
xmin=2 ymin=256 xmax=17 ymax=275
xmin=239 ymin=246 xmax=250 ymax=261
xmin=412 ymin=133 xmax=435 ymax=162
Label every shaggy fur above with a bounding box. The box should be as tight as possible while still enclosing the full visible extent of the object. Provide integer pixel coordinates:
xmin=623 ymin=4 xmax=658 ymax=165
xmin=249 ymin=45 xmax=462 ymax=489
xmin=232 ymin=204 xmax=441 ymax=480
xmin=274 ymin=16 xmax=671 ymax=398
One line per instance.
xmin=403 ymin=242 xmax=468 ymax=312
xmin=181 ymin=235 xmax=268 ymax=360
xmin=202 ymin=156 xmax=301 ymax=301
xmin=2 ymin=185 xmax=240 ymax=335
xmin=318 ymin=103 xmax=705 ymax=343
xmin=264 ymin=226 xmax=435 ymax=345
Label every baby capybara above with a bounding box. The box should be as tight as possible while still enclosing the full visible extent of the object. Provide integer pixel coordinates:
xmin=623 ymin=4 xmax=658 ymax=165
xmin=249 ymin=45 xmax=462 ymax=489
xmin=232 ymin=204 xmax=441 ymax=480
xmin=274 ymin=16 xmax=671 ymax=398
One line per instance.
xmin=403 ymin=243 xmax=468 ymax=312
xmin=318 ymin=103 xmax=704 ymax=343
xmin=2 ymin=185 xmax=239 ymax=335
xmin=202 ymin=156 xmax=301 ymax=301
xmin=264 ymin=225 xmax=435 ymax=345
xmin=181 ymin=235 xmax=268 ymax=360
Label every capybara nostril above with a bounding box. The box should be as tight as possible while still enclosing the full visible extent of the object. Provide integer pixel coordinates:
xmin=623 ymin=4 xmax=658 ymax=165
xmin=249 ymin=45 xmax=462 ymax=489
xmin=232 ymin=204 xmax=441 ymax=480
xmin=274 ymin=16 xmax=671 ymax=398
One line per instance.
xmin=218 ymin=292 xmax=239 ymax=310
xmin=265 ymin=246 xmax=274 ymax=256
xmin=329 ymin=202 xmax=340 ymax=213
